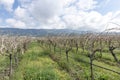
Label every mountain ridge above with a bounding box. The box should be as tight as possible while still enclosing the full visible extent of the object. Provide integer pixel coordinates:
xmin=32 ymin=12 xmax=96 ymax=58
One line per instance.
xmin=0 ymin=28 xmax=85 ymax=36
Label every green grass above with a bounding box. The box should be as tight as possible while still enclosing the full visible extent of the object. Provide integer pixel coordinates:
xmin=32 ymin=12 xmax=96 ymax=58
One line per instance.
xmin=0 ymin=56 xmax=9 ymax=71
xmin=49 ymin=46 xmax=120 ymax=80
xmin=12 ymin=42 xmax=71 ymax=80
xmin=8 ymin=42 xmax=120 ymax=80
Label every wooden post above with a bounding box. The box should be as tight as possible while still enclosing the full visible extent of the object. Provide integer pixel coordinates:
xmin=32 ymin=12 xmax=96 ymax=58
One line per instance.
xmin=90 ymin=57 xmax=94 ymax=80
xmin=14 ymin=53 xmax=18 ymax=67
xmin=109 ymin=46 xmax=119 ymax=63
xmin=9 ymin=53 xmax=12 ymax=79
xmin=66 ymin=52 xmax=69 ymax=62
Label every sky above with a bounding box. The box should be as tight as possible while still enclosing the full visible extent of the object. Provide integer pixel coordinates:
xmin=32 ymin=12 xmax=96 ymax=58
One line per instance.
xmin=0 ymin=0 xmax=120 ymax=31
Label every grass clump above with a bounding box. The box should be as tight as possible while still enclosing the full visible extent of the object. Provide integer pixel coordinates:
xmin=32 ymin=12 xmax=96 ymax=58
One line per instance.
xmin=49 ymin=53 xmax=60 ymax=62
xmin=23 ymin=67 xmax=60 ymax=80
xmin=40 ymin=51 xmax=50 ymax=56
xmin=58 ymin=60 xmax=71 ymax=72
xmin=23 ymin=50 xmax=50 ymax=61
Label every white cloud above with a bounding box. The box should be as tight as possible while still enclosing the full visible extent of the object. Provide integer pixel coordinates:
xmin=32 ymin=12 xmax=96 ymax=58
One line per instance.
xmin=112 ymin=11 xmax=120 ymax=19
xmin=0 ymin=19 xmax=2 ymax=23
xmin=62 ymin=10 xmax=114 ymax=31
xmin=63 ymin=14 xmax=83 ymax=29
xmin=18 ymin=0 xmax=103 ymax=30
xmin=98 ymin=0 xmax=111 ymax=8
xmin=0 ymin=0 xmax=14 ymax=12
xmin=0 ymin=25 xmax=10 ymax=28
xmin=2 ymin=0 xmax=120 ymax=31
xmin=6 ymin=18 xmax=26 ymax=28
xmin=18 ymin=0 xmax=32 ymax=8
xmin=0 ymin=19 xmax=3 ymax=28
xmin=28 ymin=0 xmax=63 ymax=23
xmin=76 ymin=0 xmax=98 ymax=11
xmin=14 ymin=7 xmax=27 ymax=19
xmin=61 ymin=0 xmax=75 ymax=7
xmin=85 ymin=11 xmax=103 ymax=27
xmin=42 ymin=16 xmax=66 ymax=29
xmin=14 ymin=6 xmax=37 ymax=28
xmin=63 ymin=6 xmax=78 ymax=15
xmin=105 ymin=11 xmax=120 ymax=31
xmin=14 ymin=6 xmax=32 ymax=22
xmin=14 ymin=0 xmax=68 ymax=29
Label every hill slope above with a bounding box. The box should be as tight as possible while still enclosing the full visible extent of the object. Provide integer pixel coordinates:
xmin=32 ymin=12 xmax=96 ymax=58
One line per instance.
xmin=0 ymin=28 xmax=84 ymax=36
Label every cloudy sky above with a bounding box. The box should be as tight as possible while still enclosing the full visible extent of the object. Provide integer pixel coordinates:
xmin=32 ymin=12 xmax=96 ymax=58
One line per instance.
xmin=0 ymin=0 xmax=120 ymax=31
